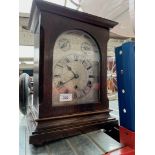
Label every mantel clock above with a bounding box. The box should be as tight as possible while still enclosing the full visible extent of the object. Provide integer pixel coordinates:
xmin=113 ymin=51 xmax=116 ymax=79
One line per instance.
xmin=26 ymin=0 xmax=118 ymax=145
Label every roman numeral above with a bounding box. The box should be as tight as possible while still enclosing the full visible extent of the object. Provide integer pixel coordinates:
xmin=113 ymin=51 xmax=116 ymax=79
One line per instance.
xmin=87 ymin=66 xmax=92 ymax=70
xmin=74 ymin=55 xmax=78 ymax=61
xmin=82 ymin=60 xmax=85 ymax=64
xmin=56 ymin=64 xmax=63 ymax=68
xmin=87 ymin=81 xmax=92 ymax=88
xmin=54 ymin=75 xmax=60 ymax=77
xmin=56 ymin=81 xmax=63 ymax=88
xmin=89 ymin=75 xmax=95 ymax=78
xmin=82 ymin=89 xmax=86 ymax=95
xmin=78 ymin=90 xmax=85 ymax=97
xmin=65 ymin=58 xmax=70 ymax=63
xmin=73 ymin=92 xmax=77 ymax=99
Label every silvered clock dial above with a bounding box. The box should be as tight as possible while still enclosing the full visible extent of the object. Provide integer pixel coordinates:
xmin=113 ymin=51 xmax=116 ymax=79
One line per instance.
xmin=52 ymin=30 xmax=100 ymax=106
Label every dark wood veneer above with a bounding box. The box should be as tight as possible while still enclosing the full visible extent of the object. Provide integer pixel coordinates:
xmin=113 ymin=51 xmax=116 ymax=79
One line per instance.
xmin=27 ymin=0 xmax=118 ymax=145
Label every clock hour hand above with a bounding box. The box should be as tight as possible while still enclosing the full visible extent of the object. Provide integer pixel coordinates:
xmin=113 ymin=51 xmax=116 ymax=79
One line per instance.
xmin=66 ymin=65 xmax=79 ymax=78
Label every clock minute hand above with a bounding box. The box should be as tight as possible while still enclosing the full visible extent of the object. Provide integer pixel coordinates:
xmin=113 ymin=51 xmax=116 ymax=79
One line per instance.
xmin=57 ymin=76 xmax=75 ymax=88
xmin=62 ymin=76 xmax=75 ymax=85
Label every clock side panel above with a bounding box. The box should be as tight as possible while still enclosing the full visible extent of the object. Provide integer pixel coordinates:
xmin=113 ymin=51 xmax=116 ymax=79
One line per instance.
xmin=99 ymin=33 xmax=109 ymax=109
xmin=33 ymin=24 xmax=40 ymax=118
xmin=39 ymin=12 xmax=110 ymax=118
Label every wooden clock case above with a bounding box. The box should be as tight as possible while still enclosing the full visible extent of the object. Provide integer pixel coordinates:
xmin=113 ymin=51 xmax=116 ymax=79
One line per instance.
xmin=28 ymin=0 xmax=118 ymax=145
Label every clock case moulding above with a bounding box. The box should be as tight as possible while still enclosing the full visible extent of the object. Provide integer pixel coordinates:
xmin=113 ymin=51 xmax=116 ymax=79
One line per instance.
xmin=28 ymin=0 xmax=118 ymax=145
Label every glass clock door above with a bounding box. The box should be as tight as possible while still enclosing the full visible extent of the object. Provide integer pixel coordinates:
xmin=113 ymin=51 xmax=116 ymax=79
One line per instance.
xmin=52 ymin=30 xmax=100 ymax=106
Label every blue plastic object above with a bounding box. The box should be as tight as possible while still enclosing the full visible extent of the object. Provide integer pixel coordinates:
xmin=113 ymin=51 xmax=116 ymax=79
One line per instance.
xmin=115 ymin=42 xmax=135 ymax=131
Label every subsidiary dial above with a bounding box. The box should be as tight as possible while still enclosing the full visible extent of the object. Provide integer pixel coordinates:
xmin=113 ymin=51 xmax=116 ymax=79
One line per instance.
xmin=81 ymin=42 xmax=92 ymax=54
xmin=58 ymin=38 xmax=70 ymax=51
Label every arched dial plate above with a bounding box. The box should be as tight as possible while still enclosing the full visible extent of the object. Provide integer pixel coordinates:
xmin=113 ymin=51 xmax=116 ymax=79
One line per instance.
xmin=52 ymin=30 xmax=100 ymax=106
